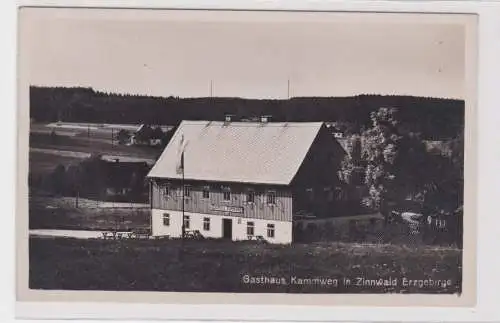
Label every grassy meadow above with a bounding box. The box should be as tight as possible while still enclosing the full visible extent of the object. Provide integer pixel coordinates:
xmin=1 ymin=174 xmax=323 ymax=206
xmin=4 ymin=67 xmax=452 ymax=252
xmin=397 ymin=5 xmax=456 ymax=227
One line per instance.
xmin=29 ymin=237 xmax=462 ymax=294
xmin=29 ymin=122 xmax=163 ymax=177
xmin=29 ymin=195 xmax=150 ymax=232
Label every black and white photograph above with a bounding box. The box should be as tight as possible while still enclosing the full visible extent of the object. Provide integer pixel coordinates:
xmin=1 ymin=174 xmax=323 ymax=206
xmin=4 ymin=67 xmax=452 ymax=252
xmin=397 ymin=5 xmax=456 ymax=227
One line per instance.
xmin=16 ymin=7 xmax=477 ymax=303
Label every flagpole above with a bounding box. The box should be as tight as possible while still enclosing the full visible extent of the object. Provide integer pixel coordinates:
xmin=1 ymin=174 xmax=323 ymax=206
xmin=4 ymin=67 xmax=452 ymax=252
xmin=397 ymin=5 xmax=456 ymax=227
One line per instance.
xmin=181 ymin=154 xmax=185 ymax=239
xmin=178 ymin=134 xmax=186 ymax=240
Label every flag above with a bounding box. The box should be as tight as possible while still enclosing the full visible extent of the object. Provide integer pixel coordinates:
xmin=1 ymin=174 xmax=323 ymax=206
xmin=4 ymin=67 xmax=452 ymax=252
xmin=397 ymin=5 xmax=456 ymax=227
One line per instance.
xmin=177 ymin=151 xmax=184 ymax=174
xmin=176 ymin=134 xmax=187 ymax=174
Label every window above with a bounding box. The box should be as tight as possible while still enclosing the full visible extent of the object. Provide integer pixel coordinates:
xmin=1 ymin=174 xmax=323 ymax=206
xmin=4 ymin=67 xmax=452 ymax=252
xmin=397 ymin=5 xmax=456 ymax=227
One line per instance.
xmin=246 ymin=190 xmax=255 ymax=203
xmin=183 ymin=215 xmax=190 ymax=229
xmin=267 ymin=224 xmax=275 ymax=238
xmin=267 ymin=191 xmax=276 ymax=205
xmin=163 ymin=213 xmax=170 ymax=226
xmin=247 ymin=221 xmax=255 ymax=236
xmin=203 ymin=217 xmax=210 ymax=231
xmin=335 ymin=187 xmax=343 ymax=200
xmin=436 ymin=219 xmax=447 ymax=229
xmin=223 ymin=187 xmax=231 ymax=201
xmin=164 ymin=185 xmax=170 ymax=197
xmin=184 ymin=185 xmax=191 ymax=198
xmin=202 ymin=186 xmax=210 ymax=199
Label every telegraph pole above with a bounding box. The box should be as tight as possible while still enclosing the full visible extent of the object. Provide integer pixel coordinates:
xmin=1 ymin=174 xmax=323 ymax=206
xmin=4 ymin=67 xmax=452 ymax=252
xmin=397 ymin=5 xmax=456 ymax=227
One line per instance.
xmin=287 ymin=79 xmax=290 ymax=99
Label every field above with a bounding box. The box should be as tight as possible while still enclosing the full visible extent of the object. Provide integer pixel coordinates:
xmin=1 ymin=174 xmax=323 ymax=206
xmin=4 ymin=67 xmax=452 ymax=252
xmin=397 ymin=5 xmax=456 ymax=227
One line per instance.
xmin=29 ymin=150 xmax=83 ymax=175
xmin=29 ymin=122 xmax=166 ymax=176
xmin=29 ymin=237 xmax=462 ymax=293
xmin=29 ymin=196 xmax=150 ymax=232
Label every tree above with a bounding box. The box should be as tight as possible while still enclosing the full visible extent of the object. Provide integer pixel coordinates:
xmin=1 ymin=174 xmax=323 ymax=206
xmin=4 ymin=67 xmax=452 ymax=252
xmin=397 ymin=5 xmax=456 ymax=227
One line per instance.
xmin=135 ymin=125 xmax=154 ymax=143
xmin=116 ymin=129 xmax=131 ymax=145
xmin=356 ymin=106 xmax=462 ymax=225
xmin=339 ymin=134 xmax=363 ymax=185
xmin=152 ymin=126 xmax=164 ymax=140
xmin=394 ymin=131 xmax=430 ymax=200
xmin=161 ymin=127 xmax=177 ymax=148
xmin=129 ymin=171 xmax=140 ymax=194
xmin=449 ymin=130 xmax=464 ymax=176
xmin=421 ymin=130 xmax=464 ymax=214
xmin=66 ymin=164 xmax=83 ymax=207
xmin=49 ymin=164 xmax=67 ymax=195
xmin=449 ymin=130 xmax=464 ymax=209
xmin=361 ymin=107 xmax=402 ymax=213
xmin=78 ymin=153 xmax=106 ymax=198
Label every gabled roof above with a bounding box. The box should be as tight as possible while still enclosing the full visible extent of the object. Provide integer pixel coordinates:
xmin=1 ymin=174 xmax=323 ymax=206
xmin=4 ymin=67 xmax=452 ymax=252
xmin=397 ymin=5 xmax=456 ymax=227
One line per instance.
xmin=147 ymin=120 xmax=324 ymax=185
xmin=136 ymin=124 xmax=145 ymax=132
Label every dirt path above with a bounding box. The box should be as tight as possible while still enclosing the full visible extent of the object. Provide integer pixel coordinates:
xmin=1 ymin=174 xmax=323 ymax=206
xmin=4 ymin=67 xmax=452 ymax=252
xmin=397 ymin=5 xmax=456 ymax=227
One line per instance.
xmin=32 ymin=196 xmax=150 ymax=209
xmin=29 ymin=229 xmax=106 ymax=239
xmin=30 ymin=147 xmax=155 ymax=163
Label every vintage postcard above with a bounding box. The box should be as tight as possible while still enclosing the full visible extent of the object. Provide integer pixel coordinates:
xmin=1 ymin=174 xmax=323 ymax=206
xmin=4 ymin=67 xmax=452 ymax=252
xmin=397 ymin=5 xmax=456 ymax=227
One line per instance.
xmin=16 ymin=6 xmax=478 ymax=308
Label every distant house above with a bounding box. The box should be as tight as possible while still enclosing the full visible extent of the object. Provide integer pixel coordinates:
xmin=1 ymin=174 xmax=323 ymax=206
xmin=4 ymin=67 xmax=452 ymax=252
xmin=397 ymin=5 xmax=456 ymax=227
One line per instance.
xmin=146 ymin=118 xmax=347 ymax=244
xmin=130 ymin=124 xmax=166 ymax=146
xmin=423 ymin=140 xmax=453 ymax=157
xmin=130 ymin=124 xmax=152 ymax=145
xmin=325 ymin=122 xmax=344 ymax=138
xmin=149 ymin=127 xmax=165 ymax=146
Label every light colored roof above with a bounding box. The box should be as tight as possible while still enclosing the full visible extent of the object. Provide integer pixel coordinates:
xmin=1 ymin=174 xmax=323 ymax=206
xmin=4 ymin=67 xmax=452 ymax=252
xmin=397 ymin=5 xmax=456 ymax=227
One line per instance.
xmin=147 ymin=120 xmax=324 ymax=185
xmin=136 ymin=124 xmax=145 ymax=132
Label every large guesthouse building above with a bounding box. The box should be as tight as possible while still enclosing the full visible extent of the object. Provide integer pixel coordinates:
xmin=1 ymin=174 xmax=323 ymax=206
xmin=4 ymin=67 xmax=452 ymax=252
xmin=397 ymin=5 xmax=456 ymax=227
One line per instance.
xmin=146 ymin=118 xmax=346 ymax=244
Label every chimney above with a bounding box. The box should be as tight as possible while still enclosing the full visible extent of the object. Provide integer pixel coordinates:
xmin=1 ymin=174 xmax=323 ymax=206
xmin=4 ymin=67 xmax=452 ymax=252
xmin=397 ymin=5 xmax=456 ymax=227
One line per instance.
xmin=260 ymin=115 xmax=271 ymax=123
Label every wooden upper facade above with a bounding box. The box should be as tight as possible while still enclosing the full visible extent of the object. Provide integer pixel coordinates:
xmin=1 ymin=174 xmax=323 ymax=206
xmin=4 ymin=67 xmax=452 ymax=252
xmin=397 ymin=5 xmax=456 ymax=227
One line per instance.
xmin=150 ymin=180 xmax=293 ymax=222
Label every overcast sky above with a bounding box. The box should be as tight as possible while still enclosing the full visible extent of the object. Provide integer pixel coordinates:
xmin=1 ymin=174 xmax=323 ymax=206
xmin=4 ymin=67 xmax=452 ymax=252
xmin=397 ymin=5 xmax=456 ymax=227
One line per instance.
xmin=21 ymin=8 xmax=468 ymax=100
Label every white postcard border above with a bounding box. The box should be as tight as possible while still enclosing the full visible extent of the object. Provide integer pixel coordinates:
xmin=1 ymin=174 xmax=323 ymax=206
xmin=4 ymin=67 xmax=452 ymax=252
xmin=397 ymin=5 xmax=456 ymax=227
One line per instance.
xmin=12 ymin=0 xmax=500 ymax=322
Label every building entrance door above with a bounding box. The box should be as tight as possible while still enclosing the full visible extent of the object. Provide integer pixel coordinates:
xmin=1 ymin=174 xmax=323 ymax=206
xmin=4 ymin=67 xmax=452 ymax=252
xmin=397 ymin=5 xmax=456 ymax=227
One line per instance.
xmin=222 ymin=218 xmax=232 ymax=239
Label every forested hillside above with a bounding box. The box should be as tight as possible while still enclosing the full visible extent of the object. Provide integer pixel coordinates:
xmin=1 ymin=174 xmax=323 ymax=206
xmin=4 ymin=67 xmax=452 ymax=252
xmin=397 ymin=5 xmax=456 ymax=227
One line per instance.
xmin=30 ymin=86 xmax=464 ymax=140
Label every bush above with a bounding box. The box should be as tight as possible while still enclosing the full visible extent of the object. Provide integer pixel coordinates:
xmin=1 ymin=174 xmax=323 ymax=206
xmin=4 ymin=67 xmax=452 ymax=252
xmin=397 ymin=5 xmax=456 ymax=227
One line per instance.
xmin=47 ymin=164 xmax=67 ymax=195
xmin=291 ymin=216 xmax=460 ymax=248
